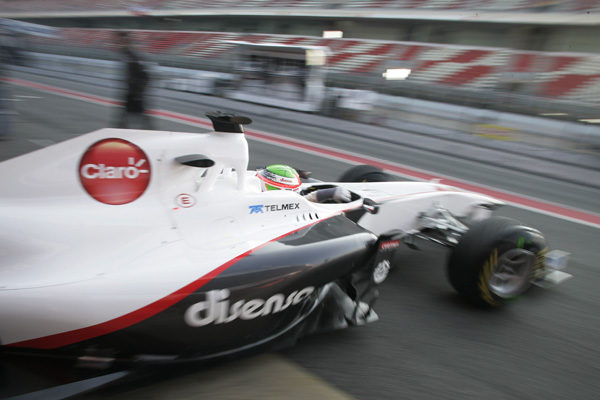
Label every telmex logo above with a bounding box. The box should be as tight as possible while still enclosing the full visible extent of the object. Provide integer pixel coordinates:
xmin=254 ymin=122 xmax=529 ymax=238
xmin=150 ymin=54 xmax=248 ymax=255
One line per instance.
xmin=79 ymin=138 xmax=151 ymax=205
xmin=249 ymin=203 xmax=300 ymax=214
xmin=184 ymin=287 xmax=315 ymax=327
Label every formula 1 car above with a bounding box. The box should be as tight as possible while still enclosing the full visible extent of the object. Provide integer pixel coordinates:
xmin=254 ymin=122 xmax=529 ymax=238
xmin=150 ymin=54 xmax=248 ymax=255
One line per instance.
xmin=0 ymin=113 xmax=571 ymax=365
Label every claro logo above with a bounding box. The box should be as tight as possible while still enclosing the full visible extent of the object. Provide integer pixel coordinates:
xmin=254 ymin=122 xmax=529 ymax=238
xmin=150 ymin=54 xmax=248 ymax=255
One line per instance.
xmin=184 ymin=287 xmax=315 ymax=327
xmin=79 ymin=138 xmax=151 ymax=205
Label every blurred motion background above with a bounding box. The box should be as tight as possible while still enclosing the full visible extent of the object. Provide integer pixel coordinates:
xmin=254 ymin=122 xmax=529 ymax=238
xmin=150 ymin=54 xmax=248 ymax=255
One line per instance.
xmin=0 ymin=0 xmax=599 ymax=151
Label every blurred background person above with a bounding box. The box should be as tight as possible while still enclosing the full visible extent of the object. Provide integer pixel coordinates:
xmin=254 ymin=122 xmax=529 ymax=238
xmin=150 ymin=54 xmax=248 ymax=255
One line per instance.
xmin=113 ymin=31 xmax=153 ymax=130
xmin=0 ymin=28 xmax=15 ymax=137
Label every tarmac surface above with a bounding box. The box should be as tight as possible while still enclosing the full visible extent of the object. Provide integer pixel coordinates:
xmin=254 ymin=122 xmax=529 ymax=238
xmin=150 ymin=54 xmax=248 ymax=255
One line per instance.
xmin=1 ymin=70 xmax=599 ymax=400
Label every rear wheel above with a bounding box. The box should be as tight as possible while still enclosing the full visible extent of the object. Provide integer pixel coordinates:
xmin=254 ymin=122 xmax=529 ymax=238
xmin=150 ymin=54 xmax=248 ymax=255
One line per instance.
xmin=338 ymin=165 xmax=394 ymax=182
xmin=447 ymin=217 xmax=546 ymax=307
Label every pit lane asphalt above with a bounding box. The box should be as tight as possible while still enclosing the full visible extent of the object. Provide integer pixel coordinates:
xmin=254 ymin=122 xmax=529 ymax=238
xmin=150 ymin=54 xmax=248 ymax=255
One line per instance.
xmin=1 ymin=71 xmax=599 ymax=400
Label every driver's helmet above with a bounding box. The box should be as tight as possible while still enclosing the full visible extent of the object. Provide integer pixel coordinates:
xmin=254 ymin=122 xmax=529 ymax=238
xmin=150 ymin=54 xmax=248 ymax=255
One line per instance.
xmin=257 ymin=164 xmax=301 ymax=192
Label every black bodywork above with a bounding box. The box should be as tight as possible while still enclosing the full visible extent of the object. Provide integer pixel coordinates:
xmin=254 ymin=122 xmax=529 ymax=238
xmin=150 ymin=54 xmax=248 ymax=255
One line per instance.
xmin=2 ymin=215 xmax=391 ymax=364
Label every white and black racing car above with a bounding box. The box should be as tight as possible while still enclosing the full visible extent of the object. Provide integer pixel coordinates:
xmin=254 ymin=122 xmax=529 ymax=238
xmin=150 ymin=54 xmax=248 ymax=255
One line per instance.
xmin=0 ymin=113 xmax=571 ymax=364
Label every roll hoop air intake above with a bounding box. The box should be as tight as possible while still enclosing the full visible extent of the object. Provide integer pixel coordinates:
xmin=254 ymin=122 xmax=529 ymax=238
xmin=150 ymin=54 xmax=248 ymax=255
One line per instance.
xmin=206 ymin=111 xmax=252 ymax=133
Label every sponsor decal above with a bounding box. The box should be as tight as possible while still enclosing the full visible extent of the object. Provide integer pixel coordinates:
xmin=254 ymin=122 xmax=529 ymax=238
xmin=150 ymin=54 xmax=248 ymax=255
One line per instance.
xmin=249 ymin=205 xmax=264 ymax=214
xmin=249 ymin=203 xmax=300 ymax=214
xmin=175 ymin=193 xmax=196 ymax=208
xmin=79 ymin=138 xmax=150 ymax=205
xmin=373 ymin=259 xmax=391 ymax=284
xmin=184 ymin=286 xmax=315 ymax=327
xmin=379 ymin=240 xmax=401 ymax=251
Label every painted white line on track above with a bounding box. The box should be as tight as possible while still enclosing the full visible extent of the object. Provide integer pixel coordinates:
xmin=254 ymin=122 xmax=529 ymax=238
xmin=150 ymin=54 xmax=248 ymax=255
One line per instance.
xmin=6 ymin=77 xmax=600 ymax=229
xmin=106 ymin=354 xmax=357 ymax=400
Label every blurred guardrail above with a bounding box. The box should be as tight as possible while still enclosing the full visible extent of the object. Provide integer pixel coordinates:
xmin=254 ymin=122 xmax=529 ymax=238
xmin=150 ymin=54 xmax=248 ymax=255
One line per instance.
xmin=21 ymin=52 xmax=232 ymax=94
xmin=12 ymin=51 xmax=600 ymax=152
xmin=369 ymin=94 xmax=600 ymax=150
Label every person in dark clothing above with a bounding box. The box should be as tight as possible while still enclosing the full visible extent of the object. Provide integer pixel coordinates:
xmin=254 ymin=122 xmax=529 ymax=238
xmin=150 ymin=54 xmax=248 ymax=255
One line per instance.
xmin=114 ymin=31 xmax=153 ymax=130
xmin=0 ymin=30 xmax=14 ymax=137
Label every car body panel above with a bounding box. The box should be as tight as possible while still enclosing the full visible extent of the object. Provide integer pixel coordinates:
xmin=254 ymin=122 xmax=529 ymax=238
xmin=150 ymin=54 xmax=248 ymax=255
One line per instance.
xmin=0 ymin=127 xmax=504 ymax=359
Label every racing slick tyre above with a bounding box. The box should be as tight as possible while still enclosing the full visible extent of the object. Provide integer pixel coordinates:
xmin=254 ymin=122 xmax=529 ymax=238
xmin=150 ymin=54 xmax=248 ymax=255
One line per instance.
xmin=447 ymin=216 xmax=547 ymax=307
xmin=338 ymin=165 xmax=394 ymax=182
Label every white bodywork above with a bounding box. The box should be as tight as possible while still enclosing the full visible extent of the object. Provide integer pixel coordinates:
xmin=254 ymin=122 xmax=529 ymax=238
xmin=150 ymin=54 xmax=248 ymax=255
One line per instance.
xmin=0 ymin=128 xmax=501 ymax=346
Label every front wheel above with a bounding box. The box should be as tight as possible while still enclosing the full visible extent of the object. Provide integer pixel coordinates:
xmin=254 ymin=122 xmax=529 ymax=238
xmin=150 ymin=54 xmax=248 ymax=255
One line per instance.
xmin=447 ymin=217 xmax=547 ymax=307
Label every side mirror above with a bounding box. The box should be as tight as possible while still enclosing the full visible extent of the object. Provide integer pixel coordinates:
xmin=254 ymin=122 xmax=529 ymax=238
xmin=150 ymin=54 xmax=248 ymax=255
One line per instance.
xmin=363 ymin=198 xmax=379 ymax=214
